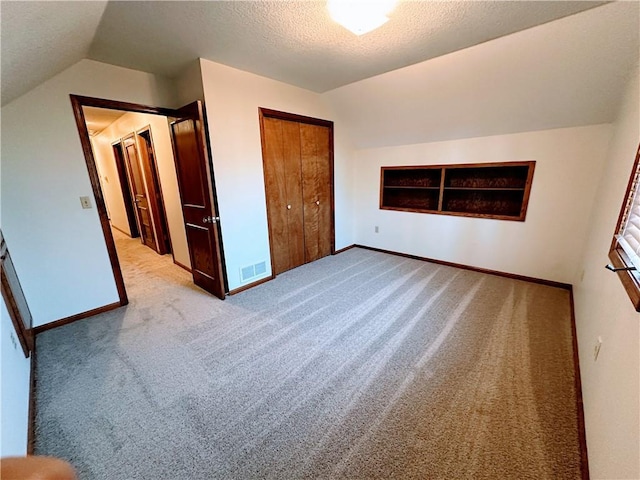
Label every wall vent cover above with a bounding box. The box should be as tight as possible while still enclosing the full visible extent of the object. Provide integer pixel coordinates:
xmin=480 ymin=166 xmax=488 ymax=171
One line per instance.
xmin=240 ymin=261 xmax=268 ymax=282
xmin=254 ymin=261 xmax=267 ymax=276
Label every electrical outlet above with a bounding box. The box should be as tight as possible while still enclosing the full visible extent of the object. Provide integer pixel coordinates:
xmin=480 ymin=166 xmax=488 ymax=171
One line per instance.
xmin=594 ymin=336 xmax=602 ymax=361
xmin=80 ymin=196 xmax=92 ymax=209
xmin=375 ymin=226 xmax=379 ymax=233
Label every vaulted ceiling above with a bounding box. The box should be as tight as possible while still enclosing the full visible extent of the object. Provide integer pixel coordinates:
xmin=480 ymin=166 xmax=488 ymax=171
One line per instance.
xmin=1 ymin=0 xmax=613 ymax=106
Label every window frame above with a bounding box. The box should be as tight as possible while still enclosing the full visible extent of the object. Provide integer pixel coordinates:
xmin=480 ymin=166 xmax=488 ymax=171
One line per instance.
xmin=608 ymin=144 xmax=640 ymax=311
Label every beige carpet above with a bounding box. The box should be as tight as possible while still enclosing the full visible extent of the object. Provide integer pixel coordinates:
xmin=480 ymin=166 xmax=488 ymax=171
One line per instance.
xmin=34 ymin=230 xmax=583 ymax=479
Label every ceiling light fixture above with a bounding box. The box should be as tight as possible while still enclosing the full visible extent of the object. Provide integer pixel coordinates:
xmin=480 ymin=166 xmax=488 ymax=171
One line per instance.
xmin=327 ymin=0 xmax=398 ymax=36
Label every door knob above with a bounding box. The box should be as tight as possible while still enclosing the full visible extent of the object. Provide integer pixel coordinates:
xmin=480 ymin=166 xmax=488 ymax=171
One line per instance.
xmin=316 ymin=200 xmax=320 ymax=205
xmin=287 ymin=205 xmax=292 ymax=210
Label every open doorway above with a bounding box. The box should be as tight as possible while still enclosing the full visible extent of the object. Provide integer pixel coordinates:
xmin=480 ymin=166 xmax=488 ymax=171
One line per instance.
xmin=83 ymin=106 xmax=190 ymax=301
xmin=70 ymin=95 xmax=228 ymax=304
xmin=85 ymin=107 xmax=183 ymax=264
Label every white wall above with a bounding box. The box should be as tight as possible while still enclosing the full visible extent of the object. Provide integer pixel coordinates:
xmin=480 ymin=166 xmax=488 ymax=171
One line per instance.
xmin=200 ymin=59 xmax=355 ymax=291
xmin=92 ymin=112 xmax=191 ymax=269
xmin=174 ymin=60 xmax=204 ymax=106
xmin=91 ymin=136 xmax=131 ymax=235
xmin=573 ymin=67 xmax=640 ymax=479
xmin=0 ymin=295 xmax=31 ymax=457
xmin=352 ymin=125 xmax=611 ymax=284
xmin=1 ymin=59 xmax=177 ymax=327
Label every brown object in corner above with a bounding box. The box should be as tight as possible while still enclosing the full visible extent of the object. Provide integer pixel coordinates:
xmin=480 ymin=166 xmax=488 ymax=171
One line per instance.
xmin=1 ymin=230 xmax=34 ymax=357
xmin=0 ymin=456 xmax=77 ymax=480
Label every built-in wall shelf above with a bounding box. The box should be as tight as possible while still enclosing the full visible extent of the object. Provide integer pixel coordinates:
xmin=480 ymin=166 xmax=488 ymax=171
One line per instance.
xmin=380 ymin=161 xmax=536 ymax=221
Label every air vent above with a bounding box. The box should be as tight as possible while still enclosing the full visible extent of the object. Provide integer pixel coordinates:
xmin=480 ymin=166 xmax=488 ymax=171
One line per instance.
xmin=254 ymin=261 xmax=266 ymax=276
xmin=240 ymin=261 xmax=268 ymax=282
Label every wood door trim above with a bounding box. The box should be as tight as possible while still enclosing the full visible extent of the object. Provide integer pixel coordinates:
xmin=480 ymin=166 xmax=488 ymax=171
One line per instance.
xmin=259 ymin=108 xmax=336 ymax=279
xmin=70 ymin=96 xmax=128 ymax=306
xmin=71 ymin=95 xmax=176 ymax=117
xmin=259 ymin=108 xmax=333 ymax=128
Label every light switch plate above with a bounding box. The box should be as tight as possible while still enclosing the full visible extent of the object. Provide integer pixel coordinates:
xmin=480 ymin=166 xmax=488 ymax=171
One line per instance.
xmin=80 ymin=196 xmax=92 ymax=209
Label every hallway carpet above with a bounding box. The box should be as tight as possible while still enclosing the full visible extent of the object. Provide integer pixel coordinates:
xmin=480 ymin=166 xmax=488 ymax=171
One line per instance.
xmin=34 ymin=232 xmax=582 ymax=479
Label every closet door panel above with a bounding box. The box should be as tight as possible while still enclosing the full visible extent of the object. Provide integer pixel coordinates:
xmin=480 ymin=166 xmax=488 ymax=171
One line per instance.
xmin=282 ymin=120 xmax=305 ymax=270
xmin=262 ymin=118 xmax=291 ymax=274
xmin=301 ymin=123 xmax=320 ymax=262
xmin=317 ymin=127 xmax=332 ymax=258
xmin=301 ymin=124 xmax=332 ymax=261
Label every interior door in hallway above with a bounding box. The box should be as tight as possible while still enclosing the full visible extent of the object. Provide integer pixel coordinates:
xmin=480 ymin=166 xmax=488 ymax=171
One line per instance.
xmin=122 ymin=136 xmax=158 ymax=252
xmin=169 ymin=101 xmax=226 ymax=299
xmin=137 ymin=129 xmax=171 ymax=255
xmin=260 ymin=110 xmax=334 ymax=275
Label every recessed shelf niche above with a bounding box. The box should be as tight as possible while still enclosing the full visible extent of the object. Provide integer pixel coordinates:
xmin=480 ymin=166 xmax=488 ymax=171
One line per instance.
xmin=380 ymin=161 xmax=535 ymax=221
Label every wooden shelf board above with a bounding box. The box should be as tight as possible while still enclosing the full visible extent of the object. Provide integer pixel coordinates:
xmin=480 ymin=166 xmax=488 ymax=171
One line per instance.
xmin=380 ymin=161 xmax=535 ymax=222
xmin=443 ymin=187 xmax=525 ymax=191
xmin=384 ymin=186 xmax=440 ymax=190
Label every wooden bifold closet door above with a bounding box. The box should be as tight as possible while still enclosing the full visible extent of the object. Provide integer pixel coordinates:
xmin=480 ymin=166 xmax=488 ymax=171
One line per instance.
xmin=261 ymin=112 xmax=333 ymax=275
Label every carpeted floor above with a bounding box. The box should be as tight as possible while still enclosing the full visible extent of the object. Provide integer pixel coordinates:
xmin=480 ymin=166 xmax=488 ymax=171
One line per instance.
xmin=34 ymin=230 xmax=582 ymax=479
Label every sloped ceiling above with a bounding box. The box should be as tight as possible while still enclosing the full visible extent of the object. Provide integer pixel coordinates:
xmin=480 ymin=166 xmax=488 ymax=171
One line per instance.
xmin=2 ymin=1 xmax=607 ymax=106
xmin=325 ymin=1 xmax=640 ymax=148
xmin=88 ymin=1 xmax=605 ymax=93
xmin=0 ymin=1 xmax=108 ymax=106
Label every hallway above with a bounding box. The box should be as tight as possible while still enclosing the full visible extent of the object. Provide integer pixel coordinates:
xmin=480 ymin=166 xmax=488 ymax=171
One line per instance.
xmin=111 ymin=228 xmax=208 ymax=304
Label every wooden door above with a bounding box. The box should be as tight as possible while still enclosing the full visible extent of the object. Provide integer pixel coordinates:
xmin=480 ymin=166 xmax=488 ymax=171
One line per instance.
xmin=123 ymin=136 xmax=158 ymax=252
xmin=137 ymin=129 xmax=171 ymax=254
xmin=301 ymin=123 xmax=332 ymax=262
xmin=112 ymin=142 xmax=139 ymax=238
xmin=262 ymin=117 xmax=305 ymax=274
xmin=169 ymin=101 xmax=226 ymax=299
xmin=260 ymin=110 xmax=334 ymax=276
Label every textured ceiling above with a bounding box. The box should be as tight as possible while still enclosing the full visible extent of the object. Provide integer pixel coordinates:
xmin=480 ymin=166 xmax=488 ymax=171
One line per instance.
xmin=324 ymin=1 xmax=640 ymax=148
xmin=89 ymin=1 xmax=605 ymax=92
xmin=1 ymin=1 xmax=607 ymax=106
xmin=0 ymin=1 xmax=108 ymax=106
